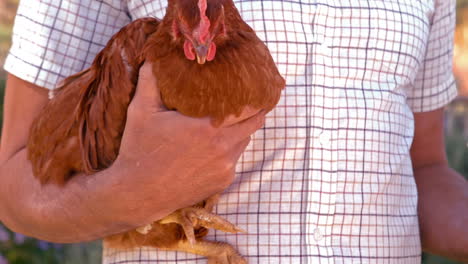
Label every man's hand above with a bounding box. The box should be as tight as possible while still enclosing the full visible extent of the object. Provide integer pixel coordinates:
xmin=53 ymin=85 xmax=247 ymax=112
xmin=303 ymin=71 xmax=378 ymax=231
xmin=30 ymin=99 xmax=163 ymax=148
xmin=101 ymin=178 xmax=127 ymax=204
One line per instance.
xmin=111 ymin=62 xmax=266 ymax=225
xmin=411 ymin=108 xmax=468 ymax=262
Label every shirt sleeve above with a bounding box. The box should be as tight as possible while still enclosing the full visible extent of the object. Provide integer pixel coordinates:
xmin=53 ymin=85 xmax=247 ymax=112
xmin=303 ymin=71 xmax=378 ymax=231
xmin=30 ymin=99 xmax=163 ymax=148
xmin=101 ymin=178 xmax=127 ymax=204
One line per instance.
xmin=3 ymin=0 xmax=131 ymax=90
xmin=406 ymin=0 xmax=458 ymax=112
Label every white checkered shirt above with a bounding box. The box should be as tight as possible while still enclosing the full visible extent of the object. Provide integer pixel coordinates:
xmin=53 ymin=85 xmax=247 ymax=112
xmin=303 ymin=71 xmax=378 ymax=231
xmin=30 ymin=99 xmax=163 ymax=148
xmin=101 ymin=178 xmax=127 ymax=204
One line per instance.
xmin=4 ymin=0 xmax=458 ymax=263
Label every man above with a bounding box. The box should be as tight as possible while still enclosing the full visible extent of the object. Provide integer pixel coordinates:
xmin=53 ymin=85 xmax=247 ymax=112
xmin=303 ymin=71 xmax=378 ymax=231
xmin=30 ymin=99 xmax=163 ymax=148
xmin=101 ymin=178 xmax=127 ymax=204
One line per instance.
xmin=1 ymin=0 xmax=467 ymax=263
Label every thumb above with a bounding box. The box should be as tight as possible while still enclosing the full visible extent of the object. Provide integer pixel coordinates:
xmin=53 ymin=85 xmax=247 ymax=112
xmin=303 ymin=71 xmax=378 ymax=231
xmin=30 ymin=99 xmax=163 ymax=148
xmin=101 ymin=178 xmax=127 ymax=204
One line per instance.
xmin=132 ymin=62 xmax=166 ymax=111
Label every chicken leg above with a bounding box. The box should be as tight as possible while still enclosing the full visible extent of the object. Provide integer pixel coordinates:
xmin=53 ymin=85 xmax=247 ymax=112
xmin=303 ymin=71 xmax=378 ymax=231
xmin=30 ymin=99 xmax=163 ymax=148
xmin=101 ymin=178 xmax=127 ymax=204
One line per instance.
xmin=158 ymin=194 xmax=245 ymax=245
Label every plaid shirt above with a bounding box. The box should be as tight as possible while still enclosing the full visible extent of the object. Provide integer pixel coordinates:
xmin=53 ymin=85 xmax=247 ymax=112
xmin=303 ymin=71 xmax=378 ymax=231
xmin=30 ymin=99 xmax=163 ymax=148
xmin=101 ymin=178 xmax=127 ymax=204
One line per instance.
xmin=5 ymin=0 xmax=458 ymax=263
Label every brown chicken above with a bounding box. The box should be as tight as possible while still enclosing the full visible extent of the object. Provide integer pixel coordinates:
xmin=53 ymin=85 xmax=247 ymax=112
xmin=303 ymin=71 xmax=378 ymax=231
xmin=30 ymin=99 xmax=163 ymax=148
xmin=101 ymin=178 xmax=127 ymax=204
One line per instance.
xmin=27 ymin=0 xmax=284 ymax=262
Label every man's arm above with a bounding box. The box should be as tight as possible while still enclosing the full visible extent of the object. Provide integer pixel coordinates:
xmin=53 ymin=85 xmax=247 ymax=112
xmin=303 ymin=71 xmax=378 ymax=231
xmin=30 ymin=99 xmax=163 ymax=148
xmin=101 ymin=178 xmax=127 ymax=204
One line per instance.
xmin=411 ymin=108 xmax=468 ymax=262
xmin=0 ymin=65 xmax=265 ymax=243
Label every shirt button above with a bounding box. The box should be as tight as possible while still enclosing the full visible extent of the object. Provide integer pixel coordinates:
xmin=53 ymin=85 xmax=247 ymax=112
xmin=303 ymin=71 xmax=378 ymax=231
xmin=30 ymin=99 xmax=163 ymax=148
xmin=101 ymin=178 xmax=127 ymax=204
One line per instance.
xmin=313 ymin=228 xmax=324 ymax=241
xmin=318 ymin=131 xmax=331 ymax=147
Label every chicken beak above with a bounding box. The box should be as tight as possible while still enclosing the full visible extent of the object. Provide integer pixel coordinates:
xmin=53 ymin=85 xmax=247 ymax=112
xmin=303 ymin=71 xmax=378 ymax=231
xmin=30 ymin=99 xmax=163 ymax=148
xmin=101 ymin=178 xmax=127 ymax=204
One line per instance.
xmin=195 ymin=45 xmax=208 ymax=64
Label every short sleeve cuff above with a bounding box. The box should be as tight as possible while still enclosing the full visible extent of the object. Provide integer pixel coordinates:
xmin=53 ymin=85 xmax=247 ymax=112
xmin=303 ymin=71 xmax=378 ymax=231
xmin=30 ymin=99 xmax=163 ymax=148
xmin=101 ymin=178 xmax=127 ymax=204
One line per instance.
xmin=4 ymin=48 xmax=63 ymax=90
xmin=407 ymin=75 xmax=458 ymax=113
xmin=3 ymin=0 xmax=131 ymax=90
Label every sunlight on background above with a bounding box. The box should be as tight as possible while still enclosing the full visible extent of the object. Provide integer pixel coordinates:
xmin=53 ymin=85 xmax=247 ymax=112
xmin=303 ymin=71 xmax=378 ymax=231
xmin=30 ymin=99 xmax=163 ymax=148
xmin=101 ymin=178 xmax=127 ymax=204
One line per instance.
xmin=0 ymin=0 xmax=467 ymax=264
xmin=454 ymin=2 xmax=468 ymax=97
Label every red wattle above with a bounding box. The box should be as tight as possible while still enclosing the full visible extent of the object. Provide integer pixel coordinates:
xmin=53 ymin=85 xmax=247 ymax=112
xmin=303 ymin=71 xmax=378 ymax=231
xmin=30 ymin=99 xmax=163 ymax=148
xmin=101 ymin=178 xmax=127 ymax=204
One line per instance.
xmin=183 ymin=40 xmax=195 ymax=60
xmin=207 ymin=42 xmax=216 ymax=61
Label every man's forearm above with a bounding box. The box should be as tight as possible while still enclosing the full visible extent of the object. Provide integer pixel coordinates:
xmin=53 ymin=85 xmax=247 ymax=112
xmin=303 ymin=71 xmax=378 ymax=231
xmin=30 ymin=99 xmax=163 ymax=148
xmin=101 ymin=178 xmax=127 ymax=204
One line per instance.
xmin=414 ymin=164 xmax=468 ymax=262
xmin=0 ymin=148 xmax=173 ymax=243
xmin=1 ymin=148 xmax=125 ymax=242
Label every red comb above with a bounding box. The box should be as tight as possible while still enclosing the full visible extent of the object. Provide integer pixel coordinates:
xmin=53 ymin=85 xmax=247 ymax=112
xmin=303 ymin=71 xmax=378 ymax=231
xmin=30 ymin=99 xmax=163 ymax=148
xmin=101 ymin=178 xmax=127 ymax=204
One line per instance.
xmin=197 ymin=0 xmax=210 ymax=43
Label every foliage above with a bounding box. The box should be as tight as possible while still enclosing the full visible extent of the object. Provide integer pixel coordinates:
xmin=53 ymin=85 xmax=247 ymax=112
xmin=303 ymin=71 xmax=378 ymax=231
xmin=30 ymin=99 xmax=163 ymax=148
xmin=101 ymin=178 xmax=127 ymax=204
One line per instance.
xmin=422 ymin=253 xmax=465 ymax=264
xmin=0 ymin=223 xmax=102 ymax=264
xmin=0 ymin=226 xmax=64 ymax=264
xmin=0 ymin=30 xmax=10 ymax=80
xmin=458 ymin=0 xmax=468 ymax=8
xmin=446 ymin=132 xmax=468 ymax=178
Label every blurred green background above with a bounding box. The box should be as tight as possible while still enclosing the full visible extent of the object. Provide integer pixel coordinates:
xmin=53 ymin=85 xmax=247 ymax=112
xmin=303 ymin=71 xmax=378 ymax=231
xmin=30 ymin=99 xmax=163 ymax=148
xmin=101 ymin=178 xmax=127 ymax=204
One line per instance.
xmin=0 ymin=0 xmax=467 ymax=263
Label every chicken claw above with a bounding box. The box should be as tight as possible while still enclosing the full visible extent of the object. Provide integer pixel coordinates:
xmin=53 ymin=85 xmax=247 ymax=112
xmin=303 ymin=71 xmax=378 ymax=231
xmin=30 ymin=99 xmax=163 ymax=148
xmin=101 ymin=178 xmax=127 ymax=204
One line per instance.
xmin=203 ymin=193 xmax=220 ymax=212
xmin=159 ymin=207 xmax=245 ymax=245
xmin=135 ymin=223 xmax=153 ymax=234
xmin=208 ymin=252 xmax=248 ymax=264
xmin=170 ymin=240 xmax=247 ymax=264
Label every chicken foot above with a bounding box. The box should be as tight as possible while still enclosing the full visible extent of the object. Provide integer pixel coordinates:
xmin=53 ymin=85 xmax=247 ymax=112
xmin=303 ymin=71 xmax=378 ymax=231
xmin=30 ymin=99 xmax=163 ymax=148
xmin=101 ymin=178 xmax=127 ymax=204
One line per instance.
xmin=131 ymin=194 xmax=247 ymax=263
xmin=202 ymin=193 xmax=221 ymax=212
xmin=158 ymin=205 xmax=245 ymax=245
xmin=165 ymin=239 xmax=247 ymax=264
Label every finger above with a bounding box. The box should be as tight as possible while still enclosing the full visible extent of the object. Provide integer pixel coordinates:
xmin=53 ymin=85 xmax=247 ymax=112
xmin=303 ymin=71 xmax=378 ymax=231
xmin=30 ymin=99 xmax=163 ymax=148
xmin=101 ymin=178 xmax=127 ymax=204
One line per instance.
xmin=132 ymin=62 xmax=167 ymax=111
xmin=221 ymin=106 xmax=261 ymax=127
xmin=229 ymin=137 xmax=252 ymax=163
xmin=221 ymin=110 xmax=266 ymax=140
